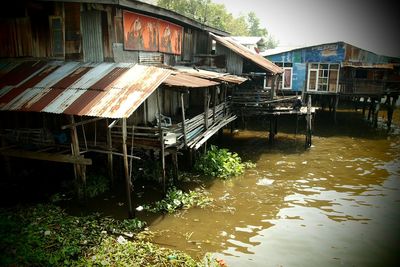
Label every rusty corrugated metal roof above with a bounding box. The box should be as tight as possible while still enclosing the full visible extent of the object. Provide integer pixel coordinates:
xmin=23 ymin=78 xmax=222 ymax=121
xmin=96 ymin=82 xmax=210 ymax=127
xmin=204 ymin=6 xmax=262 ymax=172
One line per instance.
xmin=0 ymin=61 xmax=172 ymax=118
xmin=210 ymin=33 xmax=283 ymax=75
xmin=342 ymin=62 xmax=394 ymax=69
xmin=172 ymin=66 xmax=247 ymax=84
xmin=164 ymin=72 xmax=220 ymax=88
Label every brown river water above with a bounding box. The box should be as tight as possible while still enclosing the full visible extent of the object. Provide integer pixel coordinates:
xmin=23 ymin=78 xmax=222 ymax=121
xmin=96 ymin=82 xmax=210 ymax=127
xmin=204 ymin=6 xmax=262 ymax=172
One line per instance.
xmin=146 ymin=110 xmax=400 ymax=267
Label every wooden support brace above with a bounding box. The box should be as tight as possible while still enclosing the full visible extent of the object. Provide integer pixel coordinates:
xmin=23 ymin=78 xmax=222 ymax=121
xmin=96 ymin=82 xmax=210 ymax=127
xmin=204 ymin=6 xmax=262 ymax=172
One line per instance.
xmin=122 ymin=118 xmax=134 ymax=218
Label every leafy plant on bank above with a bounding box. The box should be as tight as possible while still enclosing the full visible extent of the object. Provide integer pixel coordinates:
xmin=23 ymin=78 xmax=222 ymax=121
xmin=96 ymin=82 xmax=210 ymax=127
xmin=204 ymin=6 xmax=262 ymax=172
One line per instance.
xmin=195 ymin=145 xmax=256 ymax=179
xmin=143 ymin=187 xmax=213 ymax=214
xmin=85 ymin=174 xmax=109 ymax=198
xmin=0 ymin=204 xmax=210 ymax=266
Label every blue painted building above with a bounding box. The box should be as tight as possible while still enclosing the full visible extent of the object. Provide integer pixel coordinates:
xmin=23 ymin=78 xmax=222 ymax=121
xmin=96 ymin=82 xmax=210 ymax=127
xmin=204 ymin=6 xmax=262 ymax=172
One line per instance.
xmin=263 ymin=42 xmax=399 ymax=96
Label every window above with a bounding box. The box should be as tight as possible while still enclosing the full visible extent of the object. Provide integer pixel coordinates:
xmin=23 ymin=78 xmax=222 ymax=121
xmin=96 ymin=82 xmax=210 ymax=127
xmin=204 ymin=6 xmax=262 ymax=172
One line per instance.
xmin=283 ymin=67 xmax=292 ymax=89
xmin=307 ymin=63 xmax=339 ymax=92
xmin=49 ymin=16 xmax=64 ymax=57
xmin=271 ymin=62 xmax=293 ymax=89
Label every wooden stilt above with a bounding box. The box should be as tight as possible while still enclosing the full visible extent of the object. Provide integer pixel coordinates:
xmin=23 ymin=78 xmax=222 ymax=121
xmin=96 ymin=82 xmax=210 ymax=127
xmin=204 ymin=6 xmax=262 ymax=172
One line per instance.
xmin=367 ymin=99 xmax=374 ymax=121
xmin=122 ymin=118 xmax=134 ymax=218
xmin=144 ymin=99 xmax=148 ymax=127
xmin=204 ymin=87 xmax=209 ymax=130
xmin=270 ymin=75 xmax=278 ymax=100
xmin=387 ymin=95 xmax=398 ymax=130
xmin=106 ymin=119 xmax=114 ymax=186
xmin=362 ymin=97 xmax=368 ymax=117
xmin=203 ymin=87 xmax=209 ymax=154
xmin=172 ymin=151 xmax=178 ymax=185
xmin=213 ymin=87 xmax=217 ymax=124
xmin=268 ymin=117 xmax=274 ymax=144
xmin=333 ymin=95 xmax=339 ymax=124
xmin=305 ymin=95 xmax=312 ymax=148
xmin=69 ymin=115 xmax=86 ymax=199
xmin=373 ymin=97 xmax=381 ymax=128
xmin=157 ymin=89 xmax=166 ymax=194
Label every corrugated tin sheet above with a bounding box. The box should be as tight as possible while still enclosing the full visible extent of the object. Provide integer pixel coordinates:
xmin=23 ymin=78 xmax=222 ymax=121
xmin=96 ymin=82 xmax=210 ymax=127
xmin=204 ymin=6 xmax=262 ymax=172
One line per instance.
xmin=164 ymin=72 xmax=220 ymax=88
xmin=342 ymin=62 xmax=394 ymax=69
xmin=81 ymin=10 xmax=104 ymax=62
xmin=173 ymin=66 xmax=247 ymax=84
xmin=0 ymin=61 xmax=172 ymax=118
xmin=210 ymin=32 xmax=283 ymax=75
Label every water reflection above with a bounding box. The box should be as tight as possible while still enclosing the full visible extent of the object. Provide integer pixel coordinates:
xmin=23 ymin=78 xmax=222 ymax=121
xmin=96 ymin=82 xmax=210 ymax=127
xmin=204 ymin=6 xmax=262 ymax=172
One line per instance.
xmin=149 ymin=112 xmax=400 ymax=266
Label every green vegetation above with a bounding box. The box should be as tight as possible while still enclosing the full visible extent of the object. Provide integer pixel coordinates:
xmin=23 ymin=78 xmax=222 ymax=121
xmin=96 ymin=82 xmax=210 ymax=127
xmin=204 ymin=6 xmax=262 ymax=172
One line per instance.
xmin=0 ymin=204 xmax=213 ymax=266
xmin=85 ymin=174 xmax=110 ymax=198
xmin=157 ymin=0 xmax=278 ymax=49
xmin=143 ymin=186 xmax=213 ymax=213
xmin=195 ymin=145 xmax=256 ymax=179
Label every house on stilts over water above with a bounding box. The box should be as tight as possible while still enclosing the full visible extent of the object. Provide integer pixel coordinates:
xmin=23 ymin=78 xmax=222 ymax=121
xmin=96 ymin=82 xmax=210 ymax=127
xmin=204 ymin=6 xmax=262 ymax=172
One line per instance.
xmin=263 ymin=42 xmax=400 ymax=129
xmin=0 ymin=0 xmax=288 ymax=216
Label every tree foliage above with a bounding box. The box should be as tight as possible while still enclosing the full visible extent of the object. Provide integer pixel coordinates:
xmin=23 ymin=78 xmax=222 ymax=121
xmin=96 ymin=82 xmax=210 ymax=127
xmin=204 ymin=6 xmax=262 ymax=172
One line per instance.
xmin=157 ymin=0 xmax=278 ymax=48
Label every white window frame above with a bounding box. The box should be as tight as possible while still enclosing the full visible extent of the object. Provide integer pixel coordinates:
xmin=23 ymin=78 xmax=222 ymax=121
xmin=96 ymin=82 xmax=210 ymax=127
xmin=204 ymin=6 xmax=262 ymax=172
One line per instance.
xmin=282 ymin=67 xmax=293 ymax=89
xmin=307 ymin=63 xmax=340 ymax=92
xmin=265 ymin=62 xmax=293 ymax=90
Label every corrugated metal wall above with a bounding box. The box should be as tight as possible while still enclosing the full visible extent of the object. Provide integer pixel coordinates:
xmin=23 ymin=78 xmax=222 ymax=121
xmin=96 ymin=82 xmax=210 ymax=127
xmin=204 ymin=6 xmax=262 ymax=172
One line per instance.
xmin=183 ymin=29 xmax=193 ymax=61
xmin=81 ymin=10 xmax=104 ymax=62
xmin=0 ymin=17 xmax=33 ymax=57
xmin=112 ymin=43 xmax=139 ymax=63
xmin=195 ymin=31 xmax=210 ymax=55
xmin=216 ymin=43 xmax=243 ymax=75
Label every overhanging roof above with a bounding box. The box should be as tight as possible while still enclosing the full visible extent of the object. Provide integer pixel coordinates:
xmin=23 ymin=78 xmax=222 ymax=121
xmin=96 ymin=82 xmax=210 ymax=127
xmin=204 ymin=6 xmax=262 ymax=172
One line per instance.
xmin=210 ymin=32 xmax=283 ymax=75
xmin=172 ymin=66 xmax=247 ymax=84
xmin=0 ymin=61 xmax=172 ymax=118
xmin=164 ymin=72 xmax=220 ymax=88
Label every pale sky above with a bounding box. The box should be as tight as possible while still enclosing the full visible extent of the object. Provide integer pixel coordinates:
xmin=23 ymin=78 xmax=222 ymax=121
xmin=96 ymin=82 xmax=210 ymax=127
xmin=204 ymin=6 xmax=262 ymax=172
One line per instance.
xmin=211 ymin=0 xmax=400 ymax=57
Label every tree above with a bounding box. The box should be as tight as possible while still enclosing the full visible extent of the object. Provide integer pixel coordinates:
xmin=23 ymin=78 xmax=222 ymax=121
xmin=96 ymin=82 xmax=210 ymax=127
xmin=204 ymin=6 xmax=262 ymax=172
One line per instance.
xmin=247 ymin=11 xmax=267 ymax=37
xmin=156 ymin=0 xmax=278 ymax=48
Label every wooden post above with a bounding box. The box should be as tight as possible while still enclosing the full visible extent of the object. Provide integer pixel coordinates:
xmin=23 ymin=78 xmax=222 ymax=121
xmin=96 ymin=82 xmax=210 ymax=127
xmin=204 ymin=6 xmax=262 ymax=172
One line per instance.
xmin=180 ymin=92 xmax=188 ymax=146
xmin=213 ymin=87 xmax=217 ymax=124
xmin=122 ymin=118 xmax=134 ymax=218
xmin=387 ymin=95 xmax=398 ymax=130
xmin=270 ymin=75 xmax=278 ymax=100
xmin=172 ymin=151 xmax=178 ymax=185
xmin=144 ymin=99 xmax=148 ymax=127
xmin=203 ymin=87 xmax=209 ymax=153
xmin=70 ymin=115 xmax=86 ymax=199
xmin=367 ymin=98 xmax=374 ymax=121
xmin=362 ymin=97 xmax=368 ymax=117
xmin=333 ymin=95 xmax=339 ymax=124
xmin=305 ymin=95 xmax=312 ymax=148
xmin=106 ymin=119 xmax=114 ymax=186
xmin=268 ymin=117 xmax=274 ymax=144
xmin=204 ymin=87 xmax=209 ymax=130
xmin=373 ymin=97 xmax=381 ymax=128
xmin=157 ymin=89 xmax=166 ymax=194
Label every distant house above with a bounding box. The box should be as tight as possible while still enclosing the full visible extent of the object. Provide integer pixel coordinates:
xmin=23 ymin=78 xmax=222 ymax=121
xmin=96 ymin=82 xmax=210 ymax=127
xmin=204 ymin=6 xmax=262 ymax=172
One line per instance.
xmin=263 ymin=42 xmax=400 ymax=97
xmin=231 ymin=36 xmax=266 ymax=53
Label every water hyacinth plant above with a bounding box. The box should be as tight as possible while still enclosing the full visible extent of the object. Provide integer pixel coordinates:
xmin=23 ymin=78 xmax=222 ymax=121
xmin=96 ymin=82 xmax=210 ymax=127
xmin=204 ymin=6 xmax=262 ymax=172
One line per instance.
xmin=195 ymin=145 xmax=255 ymax=179
xmin=143 ymin=187 xmax=213 ymax=213
xmin=0 ymin=204 xmax=218 ymax=266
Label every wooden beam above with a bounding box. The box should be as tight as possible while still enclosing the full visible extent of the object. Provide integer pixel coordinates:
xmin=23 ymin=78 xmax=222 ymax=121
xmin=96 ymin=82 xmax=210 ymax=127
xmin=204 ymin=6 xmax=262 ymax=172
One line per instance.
xmin=106 ymin=118 xmax=114 ymax=186
xmin=180 ymin=92 xmax=188 ymax=146
xmin=0 ymin=149 xmax=92 ymax=165
xmin=70 ymin=115 xmax=86 ymax=198
xmin=122 ymin=118 xmax=134 ymax=218
xmin=61 ymin=117 xmax=103 ymax=130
